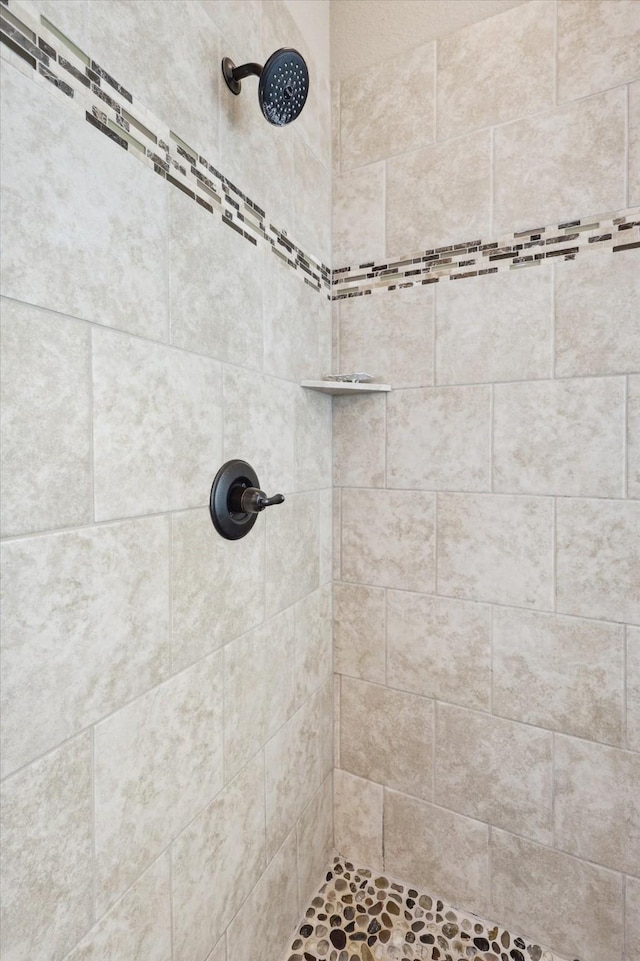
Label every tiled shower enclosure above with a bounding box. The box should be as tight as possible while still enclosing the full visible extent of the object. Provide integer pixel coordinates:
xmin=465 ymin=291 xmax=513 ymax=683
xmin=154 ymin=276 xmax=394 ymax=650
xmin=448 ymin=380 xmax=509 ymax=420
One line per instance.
xmin=1 ymin=2 xmax=639 ymax=961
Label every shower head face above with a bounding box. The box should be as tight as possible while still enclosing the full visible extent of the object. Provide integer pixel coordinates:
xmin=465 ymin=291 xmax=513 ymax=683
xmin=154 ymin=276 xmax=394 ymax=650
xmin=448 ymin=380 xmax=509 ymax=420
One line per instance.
xmin=258 ymin=48 xmax=309 ymax=126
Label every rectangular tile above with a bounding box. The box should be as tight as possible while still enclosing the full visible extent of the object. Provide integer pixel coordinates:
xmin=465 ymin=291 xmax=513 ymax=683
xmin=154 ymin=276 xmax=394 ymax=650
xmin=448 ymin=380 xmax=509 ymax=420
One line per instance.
xmin=386 ymin=131 xmax=491 ymax=256
xmin=437 ymin=1 xmax=554 ymax=140
xmin=0 ymin=298 xmax=91 ymax=537
xmin=93 ymin=329 xmax=222 ymax=519
xmin=265 ymin=679 xmax=332 ymax=861
xmin=334 ymin=769 xmax=383 ymax=870
xmin=171 ymin=507 xmax=264 ymax=672
xmin=435 ymin=704 xmax=553 ymax=844
xmin=296 ymin=774 xmax=333 ymax=914
xmin=631 ymin=81 xmax=640 ymax=207
xmin=556 ymin=498 xmax=640 ymax=623
xmin=384 ymin=790 xmax=490 ymax=918
xmin=0 ymin=516 xmax=170 ymax=777
xmin=493 ymin=377 xmax=625 ymax=497
xmin=171 ymin=754 xmax=265 ymax=961
xmin=341 ymin=488 xmax=435 ymax=593
xmin=227 ymin=831 xmax=299 ymax=961
xmin=340 ymin=41 xmax=434 ymax=170
xmin=387 ymin=385 xmax=491 ymax=492
xmin=493 ymin=608 xmax=624 ymax=745
xmin=338 ymin=283 xmax=434 ymax=388
xmin=340 ymin=676 xmax=434 ymax=800
xmin=333 ymin=163 xmax=385 ymax=266
xmin=554 ymin=250 xmax=640 ymax=376
xmin=493 ymin=88 xmax=626 ymax=234
xmin=435 ymin=265 xmax=553 ymax=385
xmin=437 ymin=493 xmax=554 ymax=610
xmin=0 ymin=60 xmax=169 ymax=341
xmin=629 ymin=375 xmax=640 ymax=499
xmin=94 ymin=651 xmax=224 ymax=913
xmin=224 ymin=609 xmax=296 ymax=781
xmin=557 ymin=0 xmax=640 ymax=103
xmin=627 ymin=876 xmax=640 ymax=961
xmin=333 ymin=582 xmax=386 ymax=684
xmin=555 ymin=735 xmax=640 ymax=875
xmin=295 ymin=387 xmax=332 ymax=491
xmin=491 ymin=829 xmax=624 ymax=961
xmin=386 ymin=591 xmax=491 ymax=711
xmin=628 ymin=626 xmax=640 ymax=752
xmin=62 ymin=855 xmax=171 ymax=961
xmin=0 ymin=734 xmax=92 ymax=961
xmin=294 ymin=584 xmax=332 ymax=707
xmin=265 ymin=491 xmax=320 ymax=616
xmin=333 ymin=394 xmax=386 ymax=488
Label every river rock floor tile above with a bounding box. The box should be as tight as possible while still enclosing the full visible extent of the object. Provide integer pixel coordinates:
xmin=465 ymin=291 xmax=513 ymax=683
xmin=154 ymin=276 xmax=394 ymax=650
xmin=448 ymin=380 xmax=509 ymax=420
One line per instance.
xmin=283 ymin=856 xmax=580 ymax=961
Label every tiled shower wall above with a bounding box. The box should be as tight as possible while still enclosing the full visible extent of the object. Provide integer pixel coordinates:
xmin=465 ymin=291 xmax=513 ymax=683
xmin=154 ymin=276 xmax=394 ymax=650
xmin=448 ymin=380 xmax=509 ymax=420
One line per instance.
xmin=332 ymin=3 xmax=640 ymax=961
xmin=0 ymin=2 xmax=333 ymax=960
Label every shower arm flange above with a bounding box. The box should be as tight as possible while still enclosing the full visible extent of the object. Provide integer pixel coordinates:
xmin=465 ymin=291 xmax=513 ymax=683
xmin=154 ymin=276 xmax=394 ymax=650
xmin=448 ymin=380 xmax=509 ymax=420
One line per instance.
xmin=222 ymin=57 xmax=263 ymax=95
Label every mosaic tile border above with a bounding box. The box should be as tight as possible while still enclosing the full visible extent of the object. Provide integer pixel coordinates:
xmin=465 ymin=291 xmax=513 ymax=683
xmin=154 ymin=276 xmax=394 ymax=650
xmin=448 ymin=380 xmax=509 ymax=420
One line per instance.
xmin=332 ymin=210 xmax=640 ymax=300
xmin=0 ymin=0 xmax=331 ymax=294
xmin=285 ymin=856 xmax=580 ymax=961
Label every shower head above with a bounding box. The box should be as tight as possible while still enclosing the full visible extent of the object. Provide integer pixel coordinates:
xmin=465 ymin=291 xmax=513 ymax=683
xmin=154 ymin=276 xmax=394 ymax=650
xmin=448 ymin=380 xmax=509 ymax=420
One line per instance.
xmin=222 ymin=48 xmax=309 ymax=126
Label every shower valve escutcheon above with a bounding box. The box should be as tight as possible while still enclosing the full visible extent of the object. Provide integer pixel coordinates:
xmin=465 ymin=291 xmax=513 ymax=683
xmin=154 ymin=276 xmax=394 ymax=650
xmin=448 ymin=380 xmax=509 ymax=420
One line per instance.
xmin=210 ymin=459 xmax=284 ymax=540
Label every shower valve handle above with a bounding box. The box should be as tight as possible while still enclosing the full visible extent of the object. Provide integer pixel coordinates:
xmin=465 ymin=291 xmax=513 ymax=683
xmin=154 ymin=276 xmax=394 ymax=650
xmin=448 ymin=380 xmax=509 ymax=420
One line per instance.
xmin=231 ymin=485 xmax=285 ymax=514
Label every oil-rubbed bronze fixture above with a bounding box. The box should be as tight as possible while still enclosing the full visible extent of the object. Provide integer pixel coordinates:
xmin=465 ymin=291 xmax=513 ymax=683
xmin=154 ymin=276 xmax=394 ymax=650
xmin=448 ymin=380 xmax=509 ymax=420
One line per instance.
xmin=209 ymin=459 xmax=284 ymax=540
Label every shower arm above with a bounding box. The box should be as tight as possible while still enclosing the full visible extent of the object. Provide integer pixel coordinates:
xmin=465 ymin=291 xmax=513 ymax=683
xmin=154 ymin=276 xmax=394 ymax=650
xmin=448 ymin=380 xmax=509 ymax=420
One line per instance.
xmin=230 ymin=61 xmax=263 ymax=81
xmin=222 ymin=57 xmax=262 ymax=95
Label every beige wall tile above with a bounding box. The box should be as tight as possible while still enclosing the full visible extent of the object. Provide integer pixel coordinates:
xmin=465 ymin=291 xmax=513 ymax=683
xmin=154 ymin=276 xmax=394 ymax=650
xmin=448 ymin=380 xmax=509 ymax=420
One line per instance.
xmin=264 ymin=251 xmax=327 ymax=384
xmin=0 ymin=62 xmax=168 ymax=342
xmin=0 ymin=299 xmax=91 ymax=537
xmin=387 ymin=385 xmax=491 ymax=492
xmin=435 ymin=266 xmax=553 ymax=385
xmin=631 ymin=82 xmax=640 ymax=206
xmin=334 ymin=769 xmax=383 ymax=869
xmin=293 ymin=136 xmax=331 ymax=264
xmin=94 ymin=652 xmax=224 ymax=913
xmin=265 ymin=491 xmax=320 ymax=616
xmin=555 ymin=251 xmax=640 ymax=377
xmin=296 ymin=774 xmax=334 ymax=912
xmin=171 ymin=508 xmax=264 ymax=672
xmin=334 ymin=582 xmax=386 ymax=684
xmin=333 ymin=164 xmax=385 ymax=266
xmin=386 ymin=591 xmax=491 ymax=711
xmin=295 ymin=388 xmax=333 ymax=492
xmin=16 ymin=0 xmax=88 ymax=43
xmin=557 ymin=0 xmax=640 ymax=104
xmin=0 ymin=734 xmax=92 ymax=961
xmin=294 ymin=585 xmax=333 ymax=706
xmin=627 ymin=877 xmax=640 ymax=961
xmin=334 ymin=675 xmax=341 ymax=767
xmin=493 ymin=608 xmax=624 ymax=745
xmin=385 ymin=790 xmax=490 ymax=917
xmin=339 ymin=284 xmax=434 ymax=389
xmin=319 ymin=488 xmax=333 ymax=587
xmin=493 ymin=88 xmax=626 ymax=234
xmin=0 ymin=517 xmax=170 ymax=778
xmin=93 ymin=329 xmax=222 ymax=520
xmin=201 ymin=0 xmax=261 ymax=57
xmin=437 ymin=1 xmax=554 ymax=140
xmin=224 ymin=609 xmax=296 ymax=781
xmin=265 ymin=680 xmax=333 ymax=860
xmin=169 ymin=191 xmax=262 ymax=369
xmin=332 ymin=79 xmax=341 ymax=176
xmin=386 ymin=132 xmax=491 ymax=256
xmin=87 ymin=0 xmax=219 ymax=161
xmin=435 ymin=704 xmax=553 ymax=844
xmin=493 ymin=377 xmax=625 ymax=497
xmin=205 ymin=938 xmax=227 ymax=961
xmin=340 ymin=42 xmax=434 ymax=171
xmin=62 ymin=856 xmax=171 ymax=961
xmin=342 ymin=488 xmax=435 ymax=592
xmin=628 ymin=627 xmax=640 ymax=752
xmin=340 ymin=676 xmax=434 ymax=800
xmin=172 ymin=754 xmax=266 ymax=961
xmin=333 ymin=394 xmax=386 ymax=488
xmin=491 ymin=829 xmax=624 ymax=961
xmin=223 ymin=366 xmax=296 ymax=496
xmin=629 ymin=376 xmax=640 ymax=499
xmin=556 ymin=498 xmax=640 ymax=623
xmin=227 ymin=831 xmax=299 ymax=961
xmin=555 ymin=736 xmax=640 ymax=875
xmin=437 ymin=493 xmax=553 ymax=610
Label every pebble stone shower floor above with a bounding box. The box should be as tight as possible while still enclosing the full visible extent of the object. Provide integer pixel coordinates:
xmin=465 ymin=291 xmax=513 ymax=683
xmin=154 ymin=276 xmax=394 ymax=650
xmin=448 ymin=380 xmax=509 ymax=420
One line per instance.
xmin=283 ymin=857 xmax=580 ymax=961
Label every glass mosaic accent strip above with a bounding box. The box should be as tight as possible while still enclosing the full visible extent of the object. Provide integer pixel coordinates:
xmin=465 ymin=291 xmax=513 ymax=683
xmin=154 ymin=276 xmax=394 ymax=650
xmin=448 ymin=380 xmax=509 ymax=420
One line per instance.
xmin=285 ymin=857 xmax=581 ymax=961
xmin=331 ymin=212 xmax=640 ymax=300
xmin=0 ymin=1 xmax=331 ymax=295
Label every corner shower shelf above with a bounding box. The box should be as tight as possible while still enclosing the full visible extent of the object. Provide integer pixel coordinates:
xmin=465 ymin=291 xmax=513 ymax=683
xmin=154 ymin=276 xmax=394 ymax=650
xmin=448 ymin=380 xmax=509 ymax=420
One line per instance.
xmin=300 ymin=380 xmax=392 ymax=396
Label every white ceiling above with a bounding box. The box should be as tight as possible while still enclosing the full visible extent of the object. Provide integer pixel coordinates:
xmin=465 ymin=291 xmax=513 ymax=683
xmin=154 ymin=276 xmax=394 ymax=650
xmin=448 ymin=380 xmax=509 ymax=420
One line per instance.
xmin=331 ymin=0 xmax=528 ymax=80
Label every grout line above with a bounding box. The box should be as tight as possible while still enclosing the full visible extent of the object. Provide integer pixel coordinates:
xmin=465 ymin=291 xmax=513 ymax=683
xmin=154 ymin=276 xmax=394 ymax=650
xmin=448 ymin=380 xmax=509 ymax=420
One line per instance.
xmin=432 ymin=699 xmax=437 ymax=802
xmin=433 ymin=38 xmax=438 ymax=143
xmin=90 ymin=725 xmax=97 ymax=925
xmin=489 ymin=605 xmax=494 ymax=716
xmin=624 ymin=374 xmax=629 ymax=499
xmin=489 ymin=383 xmax=495 ymax=492
xmin=623 ymin=625 xmax=628 ymax=749
xmin=168 ymin=844 xmax=175 ymax=961
xmin=625 ymin=83 xmax=630 ymax=209
xmin=432 ymin=283 xmax=438 ymax=386
xmin=553 ymin=0 xmax=559 ymax=107
xmin=551 ymin=731 xmax=557 ymax=847
xmin=88 ymin=327 xmax=96 ymax=524
xmin=552 ymin=496 xmax=557 ymax=613
xmin=433 ymin=491 xmax=439 ymax=593
xmin=489 ymin=124 xmax=495 ymax=237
